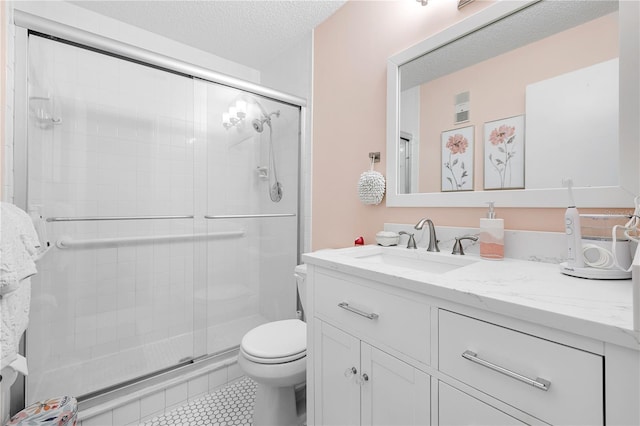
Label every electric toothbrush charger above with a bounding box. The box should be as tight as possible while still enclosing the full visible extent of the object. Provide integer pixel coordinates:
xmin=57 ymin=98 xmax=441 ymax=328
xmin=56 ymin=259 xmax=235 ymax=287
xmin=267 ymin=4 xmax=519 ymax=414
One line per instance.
xmin=559 ymin=262 xmax=631 ymax=280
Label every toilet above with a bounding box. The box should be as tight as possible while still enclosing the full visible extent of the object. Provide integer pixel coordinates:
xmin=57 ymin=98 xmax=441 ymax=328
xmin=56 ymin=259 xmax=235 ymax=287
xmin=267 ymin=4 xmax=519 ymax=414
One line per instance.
xmin=1 ymin=360 xmax=22 ymax=424
xmin=237 ymin=264 xmax=307 ymax=426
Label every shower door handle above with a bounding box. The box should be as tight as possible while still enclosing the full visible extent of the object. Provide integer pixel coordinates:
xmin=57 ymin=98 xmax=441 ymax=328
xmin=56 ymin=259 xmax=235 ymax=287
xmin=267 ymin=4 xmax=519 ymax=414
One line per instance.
xmin=47 ymin=215 xmax=194 ymax=222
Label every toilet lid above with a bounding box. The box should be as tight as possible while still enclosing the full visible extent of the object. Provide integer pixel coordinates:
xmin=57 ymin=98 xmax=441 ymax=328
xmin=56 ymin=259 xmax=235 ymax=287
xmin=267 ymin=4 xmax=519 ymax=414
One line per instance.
xmin=241 ymin=319 xmax=306 ymax=362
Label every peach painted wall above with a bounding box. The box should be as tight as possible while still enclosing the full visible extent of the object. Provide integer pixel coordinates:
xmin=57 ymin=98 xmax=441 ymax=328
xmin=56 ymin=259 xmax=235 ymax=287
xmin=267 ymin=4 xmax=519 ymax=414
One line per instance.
xmin=312 ymin=0 xmax=628 ymax=250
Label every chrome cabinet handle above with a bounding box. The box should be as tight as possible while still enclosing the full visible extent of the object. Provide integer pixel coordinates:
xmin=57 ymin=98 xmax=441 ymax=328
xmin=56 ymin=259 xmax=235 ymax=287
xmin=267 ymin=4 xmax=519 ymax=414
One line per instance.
xmin=360 ymin=373 xmax=369 ymax=386
xmin=344 ymin=367 xmax=357 ymax=378
xmin=461 ymin=350 xmax=551 ymax=391
xmin=338 ymin=302 xmax=379 ymax=320
xmin=354 ymin=373 xmax=369 ymax=386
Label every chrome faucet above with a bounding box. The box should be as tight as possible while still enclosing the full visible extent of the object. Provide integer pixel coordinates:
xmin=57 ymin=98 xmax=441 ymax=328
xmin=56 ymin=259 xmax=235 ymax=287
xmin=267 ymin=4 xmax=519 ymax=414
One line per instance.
xmin=414 ymin=218 xmax=439 ymax=252
xmin=398 ymin=231 xmax=417 ymax=249
xmin=452 ymin=235 xmax=478 ymax=255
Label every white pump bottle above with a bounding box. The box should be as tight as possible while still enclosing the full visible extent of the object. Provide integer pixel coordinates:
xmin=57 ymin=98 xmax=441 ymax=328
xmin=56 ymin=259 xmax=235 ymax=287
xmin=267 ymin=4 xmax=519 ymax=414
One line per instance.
xmin=480 ymin=201 xmax=504 ymax=260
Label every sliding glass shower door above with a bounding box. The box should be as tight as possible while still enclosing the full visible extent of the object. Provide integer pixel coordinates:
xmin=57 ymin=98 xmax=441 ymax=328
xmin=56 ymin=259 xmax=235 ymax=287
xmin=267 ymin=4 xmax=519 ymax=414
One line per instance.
xmin=24 ymin=34 xmax=300 ymax=403
xmin=196 ymin=81 xmax=300 ymax=357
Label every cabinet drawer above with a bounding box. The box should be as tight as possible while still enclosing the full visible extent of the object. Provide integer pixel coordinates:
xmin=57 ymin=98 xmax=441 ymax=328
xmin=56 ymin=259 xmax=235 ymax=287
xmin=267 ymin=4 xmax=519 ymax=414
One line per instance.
xmin=439 ymin=381 xmax=528 ymax=425
xmin=438 ymin=310 xmax=603 ymax=426
xmin=315 ymin=271 xmax=430 ymax=364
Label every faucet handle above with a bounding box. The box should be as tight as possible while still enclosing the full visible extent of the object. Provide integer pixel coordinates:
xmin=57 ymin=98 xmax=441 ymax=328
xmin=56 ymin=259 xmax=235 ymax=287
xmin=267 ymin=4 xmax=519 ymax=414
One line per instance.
xmin=452 ymin=235 xmax=479 ymax=255
xmin=398 ymin=231 xmax=417 ymax=249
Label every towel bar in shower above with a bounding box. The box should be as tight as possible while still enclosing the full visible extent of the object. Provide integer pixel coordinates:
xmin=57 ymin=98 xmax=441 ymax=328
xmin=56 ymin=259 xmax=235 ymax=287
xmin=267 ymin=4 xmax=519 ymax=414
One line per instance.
xmin=204 ymin=213 xmax=296 ymax=219
xmin=56 ymin=230 xmax=244 ymax=249
xmin=46 ymin=215 xmax=194 ymax=222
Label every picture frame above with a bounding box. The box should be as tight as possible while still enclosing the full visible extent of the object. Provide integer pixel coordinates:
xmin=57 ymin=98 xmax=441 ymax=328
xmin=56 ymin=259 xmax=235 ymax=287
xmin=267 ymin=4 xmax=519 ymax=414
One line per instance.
xmin=441 ymin=126 xmax=474 ymax=192
xmin=484 ymin=115 xmax=525 ymax=190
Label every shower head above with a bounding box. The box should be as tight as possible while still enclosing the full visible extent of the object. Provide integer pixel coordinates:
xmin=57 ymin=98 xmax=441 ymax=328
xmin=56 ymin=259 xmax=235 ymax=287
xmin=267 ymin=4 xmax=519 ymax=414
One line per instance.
xmin=252 ymin=118 xmax=266 ymax=133
xmin=251 ymin=110 xmax=280 ymax=133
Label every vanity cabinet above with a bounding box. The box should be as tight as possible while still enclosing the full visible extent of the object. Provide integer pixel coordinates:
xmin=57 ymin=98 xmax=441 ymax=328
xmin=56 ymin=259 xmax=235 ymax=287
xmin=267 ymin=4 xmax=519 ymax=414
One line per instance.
xmin=314 ymin=319 xmax=431 ymax=426
xmin=305 ymin=262 xmax=638 ymax=426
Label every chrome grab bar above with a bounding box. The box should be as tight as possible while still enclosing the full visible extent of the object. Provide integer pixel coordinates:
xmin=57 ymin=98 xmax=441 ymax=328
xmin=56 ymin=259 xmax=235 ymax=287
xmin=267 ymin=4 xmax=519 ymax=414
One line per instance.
xmin=337 ymin=302 xmax=379 ymax=320
xmin=205 ymin=213 xmax=296 ymax=219
xmin=47 ymin=215 xmax=194 ymax=222
xmin=461 ymin=350 xmax=551 ymax=391
xmin=57 ymin=230 xmax=244 ymax=249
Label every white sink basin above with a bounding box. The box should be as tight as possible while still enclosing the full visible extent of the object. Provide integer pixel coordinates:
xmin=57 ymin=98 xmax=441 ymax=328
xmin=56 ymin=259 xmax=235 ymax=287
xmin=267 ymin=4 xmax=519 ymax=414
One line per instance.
xmin=342 ymin=246 xmax=477 ymax=275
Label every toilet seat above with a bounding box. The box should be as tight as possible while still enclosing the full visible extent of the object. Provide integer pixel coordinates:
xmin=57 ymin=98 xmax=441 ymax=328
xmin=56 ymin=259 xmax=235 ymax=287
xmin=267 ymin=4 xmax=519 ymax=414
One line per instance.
xmin=240 ymin=319 xmax=306 ymax=364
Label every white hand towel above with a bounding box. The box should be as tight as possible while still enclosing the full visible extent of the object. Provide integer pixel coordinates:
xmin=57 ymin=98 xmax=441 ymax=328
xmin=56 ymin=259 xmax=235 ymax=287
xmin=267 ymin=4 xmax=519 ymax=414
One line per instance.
xmin=0 ymin=278 xmax=31 ymax=369
xmin=0 ymin=203 xmax=41 ymax=295
xmin=0 ymin=203 xmax=39 ymax=370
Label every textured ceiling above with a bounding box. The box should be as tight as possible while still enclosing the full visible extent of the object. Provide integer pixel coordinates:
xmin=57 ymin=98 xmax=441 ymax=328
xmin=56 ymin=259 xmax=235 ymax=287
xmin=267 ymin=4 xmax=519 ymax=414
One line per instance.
xmin=69 ymin=0 xmax=346 ymax=69
xmin=400 ymin=0 xmax=619 ymax=91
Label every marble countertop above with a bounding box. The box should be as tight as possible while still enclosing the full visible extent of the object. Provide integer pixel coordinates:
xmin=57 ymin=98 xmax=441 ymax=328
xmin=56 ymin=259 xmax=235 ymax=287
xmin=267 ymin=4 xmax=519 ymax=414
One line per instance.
xmin=302 ymin=245 xmax=640 ymax=350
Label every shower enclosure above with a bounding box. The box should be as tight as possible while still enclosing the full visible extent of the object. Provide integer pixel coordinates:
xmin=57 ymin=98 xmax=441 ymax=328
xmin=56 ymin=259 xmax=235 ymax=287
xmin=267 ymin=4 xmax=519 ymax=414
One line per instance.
xmin=19 ymin=30 xmax=301 ymax=404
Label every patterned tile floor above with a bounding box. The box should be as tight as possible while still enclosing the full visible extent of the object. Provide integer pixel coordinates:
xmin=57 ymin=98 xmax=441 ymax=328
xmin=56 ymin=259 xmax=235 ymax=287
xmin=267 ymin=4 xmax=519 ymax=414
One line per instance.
xmin=143 ymin=377 xmax=256 ymax=426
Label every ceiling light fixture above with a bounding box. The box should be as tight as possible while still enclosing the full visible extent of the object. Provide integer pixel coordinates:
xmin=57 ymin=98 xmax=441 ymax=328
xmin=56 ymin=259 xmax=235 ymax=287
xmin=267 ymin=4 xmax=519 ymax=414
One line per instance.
xmin=416 ymin=0 xmax=428 ymax=5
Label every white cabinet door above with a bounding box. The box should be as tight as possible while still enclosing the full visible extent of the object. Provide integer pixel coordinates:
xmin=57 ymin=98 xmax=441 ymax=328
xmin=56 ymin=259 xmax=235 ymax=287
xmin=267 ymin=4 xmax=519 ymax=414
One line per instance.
xmin=314 ymin=319 xmax=360 ymax=426
xmin=439 ymin=381 xmax=528 ymax=426
xmin=361 ymin=343 xmax=430 ymax=426
xmin=314 ymin=319 xmax=431 ymax=426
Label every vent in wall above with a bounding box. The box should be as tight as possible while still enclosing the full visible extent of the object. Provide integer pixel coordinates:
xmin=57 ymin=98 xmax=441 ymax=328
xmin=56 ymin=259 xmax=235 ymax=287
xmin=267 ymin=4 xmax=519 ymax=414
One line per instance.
xmin=454 ymin=91 xmax=470 ymax=124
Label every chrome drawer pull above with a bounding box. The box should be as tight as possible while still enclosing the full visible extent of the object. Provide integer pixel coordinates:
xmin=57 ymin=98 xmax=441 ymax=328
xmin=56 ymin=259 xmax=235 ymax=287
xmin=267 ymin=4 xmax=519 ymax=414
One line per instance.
xmin=462 ymin=350 xmax=551 ymax=392
xmin=338 ymin=302 xmax=379 ymax=320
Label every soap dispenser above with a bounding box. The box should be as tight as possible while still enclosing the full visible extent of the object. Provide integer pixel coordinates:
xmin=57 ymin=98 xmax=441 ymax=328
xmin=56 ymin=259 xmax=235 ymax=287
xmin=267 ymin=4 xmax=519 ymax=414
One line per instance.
xmin=480 ymin=202 xmax=504 ymax=260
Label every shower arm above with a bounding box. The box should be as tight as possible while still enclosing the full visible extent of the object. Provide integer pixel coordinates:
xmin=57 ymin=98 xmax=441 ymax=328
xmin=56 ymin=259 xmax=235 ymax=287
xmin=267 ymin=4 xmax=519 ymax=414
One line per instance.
xmin=256 ymin=110 xmax=281 ymax=128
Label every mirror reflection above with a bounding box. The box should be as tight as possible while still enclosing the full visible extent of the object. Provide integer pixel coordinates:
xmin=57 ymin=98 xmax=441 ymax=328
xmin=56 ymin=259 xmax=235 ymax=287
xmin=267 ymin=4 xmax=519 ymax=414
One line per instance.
xmin=398 ymin=1 xmax=619 ymax=195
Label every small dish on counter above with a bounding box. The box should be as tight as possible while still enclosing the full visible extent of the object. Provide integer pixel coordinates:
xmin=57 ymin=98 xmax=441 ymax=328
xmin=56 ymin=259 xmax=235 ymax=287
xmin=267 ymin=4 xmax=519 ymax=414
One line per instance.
xmin=376 ymin=231 xmax=400 ymax=246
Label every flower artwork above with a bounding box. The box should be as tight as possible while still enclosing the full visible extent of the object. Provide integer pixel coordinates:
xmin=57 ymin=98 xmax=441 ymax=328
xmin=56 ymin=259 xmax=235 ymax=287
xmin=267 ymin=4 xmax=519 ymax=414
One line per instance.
xmin=484 ymin=115 xmax=525 ymax=190
xmin=441 ymin=126 xmax=474 ymax=192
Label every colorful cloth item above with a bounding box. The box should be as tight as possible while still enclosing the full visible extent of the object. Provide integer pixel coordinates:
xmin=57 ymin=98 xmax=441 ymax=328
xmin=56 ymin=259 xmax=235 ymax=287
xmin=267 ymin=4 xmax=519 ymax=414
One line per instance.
xmin=5 ymin=396 xmax=77 ymax=426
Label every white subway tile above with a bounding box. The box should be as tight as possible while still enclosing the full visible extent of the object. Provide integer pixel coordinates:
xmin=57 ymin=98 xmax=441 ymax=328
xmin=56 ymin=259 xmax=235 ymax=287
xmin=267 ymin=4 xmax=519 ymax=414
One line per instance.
xmin=188 ymin=375 xmax=209 ymax=400
xmin=140 ymin=392 xmax=165 ymax=419
xmin=75 ymin=330 xmax=97 ymax=350
xmin=165 ymin=382 xmax=188 ymax=409
xmin=208 ymin=367 xmax=228 ymax=391
xmin=227 ymin=362 xmax=244 ymax=382
xmin=112 ymin=400 xmax=140 ymax=426
xmin=82 ymin=410 xmax=113 ymax=426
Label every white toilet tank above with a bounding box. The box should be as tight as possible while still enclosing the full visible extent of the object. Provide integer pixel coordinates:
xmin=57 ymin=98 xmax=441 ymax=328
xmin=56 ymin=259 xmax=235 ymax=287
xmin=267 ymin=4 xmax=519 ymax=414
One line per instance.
xmin=294 ymin=264 xmax=307 ymax=312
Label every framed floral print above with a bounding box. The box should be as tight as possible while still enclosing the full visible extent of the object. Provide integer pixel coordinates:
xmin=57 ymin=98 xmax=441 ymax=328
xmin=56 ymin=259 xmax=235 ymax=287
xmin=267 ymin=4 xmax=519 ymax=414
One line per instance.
xmin=441 ymin=126 xmax=474 ymax=192
xmin=484 ymin=115 xmax=525 ymax=190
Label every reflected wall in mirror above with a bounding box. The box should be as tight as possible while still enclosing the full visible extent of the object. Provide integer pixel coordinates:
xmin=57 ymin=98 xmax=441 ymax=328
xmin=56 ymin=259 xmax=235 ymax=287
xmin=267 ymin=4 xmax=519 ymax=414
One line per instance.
xmin=387 ymin=0 xmax=639 ymax=207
